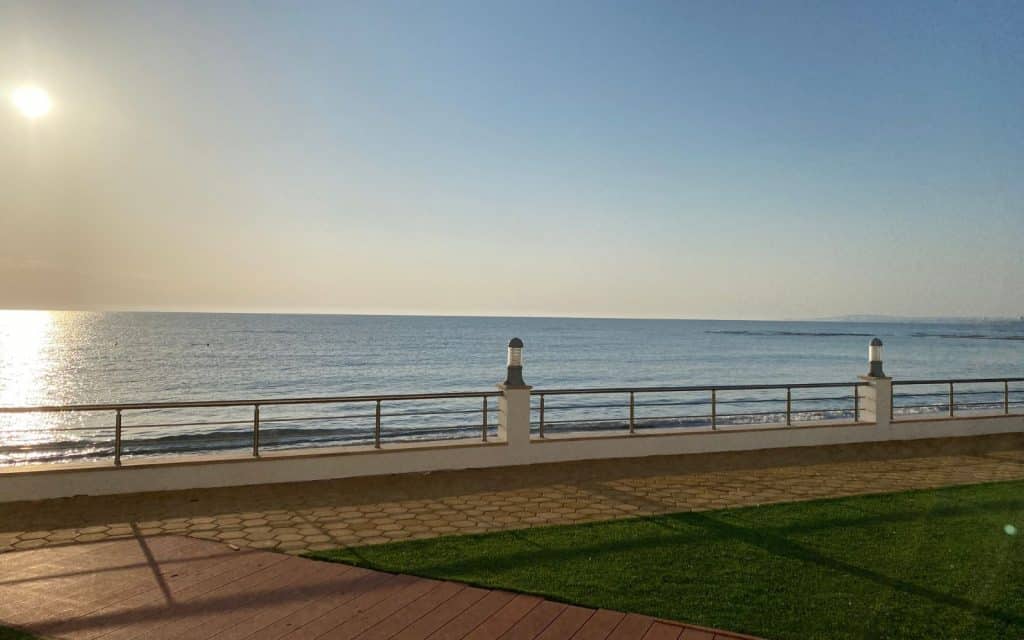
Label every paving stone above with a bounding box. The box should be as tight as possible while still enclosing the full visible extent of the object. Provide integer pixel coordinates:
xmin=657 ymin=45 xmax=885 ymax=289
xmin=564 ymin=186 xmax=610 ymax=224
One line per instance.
xmin=2 ymin=435 xmax=1023 ymax=557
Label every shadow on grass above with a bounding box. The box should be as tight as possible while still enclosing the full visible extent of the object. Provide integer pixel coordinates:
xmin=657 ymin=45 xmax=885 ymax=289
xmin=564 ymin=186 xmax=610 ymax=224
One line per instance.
xmin=677 ymin=512 xmax=1024 ymax=628
xmin=317 ymin=492 xmax=1024 ymax=631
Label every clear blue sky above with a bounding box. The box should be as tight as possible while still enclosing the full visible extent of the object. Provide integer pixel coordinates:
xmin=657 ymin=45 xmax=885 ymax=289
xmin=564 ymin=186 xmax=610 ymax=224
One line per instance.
xmin=2 ymin=1 xmax=1022 ymax=318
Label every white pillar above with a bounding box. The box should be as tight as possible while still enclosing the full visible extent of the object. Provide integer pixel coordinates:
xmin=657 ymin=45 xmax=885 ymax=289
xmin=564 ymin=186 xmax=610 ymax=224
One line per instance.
xmin=858 ymin=375 xmax=892 ymax=430
xmin=497 ymin=383 xmax=532 ymax=451
xmin=497 ymin=337 xmax=532 ymax=456
xmin=858 ymin=337 xmax=892 ymax=433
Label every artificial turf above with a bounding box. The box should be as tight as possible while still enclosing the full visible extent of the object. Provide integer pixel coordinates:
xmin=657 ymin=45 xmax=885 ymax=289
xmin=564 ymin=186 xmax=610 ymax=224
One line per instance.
xmin=310 ymin=479 xmax=1024 ymax=640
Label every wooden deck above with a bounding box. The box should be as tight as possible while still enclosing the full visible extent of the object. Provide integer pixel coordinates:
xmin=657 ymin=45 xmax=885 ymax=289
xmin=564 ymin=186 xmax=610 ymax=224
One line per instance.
xmin=0 ymin=536 xmax=757 ymax=640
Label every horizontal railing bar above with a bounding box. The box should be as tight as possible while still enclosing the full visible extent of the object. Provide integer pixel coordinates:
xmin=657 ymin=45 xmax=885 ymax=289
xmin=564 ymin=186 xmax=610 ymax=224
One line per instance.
xmin=7 ymin=378 xmax=1016 ymax=414
xmin=381 ymin=425 xmax=499 ymax=439
xmin=634 ymin=414 xmax=711 ymax=422
xmin=377 ymin=407 xmax=486 ymax=418
xmin=257 ymin=412 xmax=376 ymax=423
xmin=713 ymin=409 xmax=847 ymax=419
xmin=893 ymin=378 xmax=1024 ymax=385
xmin=532 ymin=401 xmax=638 ymax=411
xmin=639 ymin=408 xmax=853 ymax=422
xmin=646 ymin=394 xmax=853 ymax=405
xmin=262 ymin=408 xmax=487 ymax=424
xmin=531 ymin=417 xmax=631 ymax=426
xmin=534 ymin=407 xmax=856 ymax=427
xmin=1 ymin=442 xmax=116 ymax=453
xmin=951 ymin=400 xmax=1020 ymax=409
xmin=535 ymin=395 xmax=859 ymax=414
xmin=532 ymin=382 xmax=865 ymax=396
xmin=1 ymin=425 xmax=505 ymax=454
xmin=0 ymin=426 xmax=115 ymax=434
xmin=892 ymin=404 xmax=953 ymax=410
xmin=0 ymin=390 xmax=503 ymax=414
xmin=895 ymin=390 xmax=1019 ymax=399
xmin=266 ymin=424 xmax=496 ymax=439
xmin=0 ymin=419 xmax=504 ymax=438
xmin=894 ymin=402 xmax=1024 ymax=411
xmin=121 ymin=419 xmax=255 ymax=430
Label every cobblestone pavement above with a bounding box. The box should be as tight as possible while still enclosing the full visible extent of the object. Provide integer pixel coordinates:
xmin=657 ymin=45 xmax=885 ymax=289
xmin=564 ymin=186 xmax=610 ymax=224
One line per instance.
xmin=2 ymin=434 xmax=1023 ymax=556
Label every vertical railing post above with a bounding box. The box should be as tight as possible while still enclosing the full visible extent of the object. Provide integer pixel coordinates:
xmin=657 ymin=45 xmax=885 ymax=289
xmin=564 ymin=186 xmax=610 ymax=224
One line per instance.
xmin=1005 ymin=381 xmax=1010 ymax=415
xmin=114 ymin=409 xmax=122 ymax=467
xmin=890 ymin=382 xmax=895 ymax=421
xmin=252 ymin=404 xmax=260 ymax=457
xmin=711 ymin=389 xmax=717 ymax=430
xmin=374 ymin=399 xmax=382 ymax=448
xmin=949 ymin=382 xmax=955 ymax=417
xmin=629 ymin=392 xmax=635 ymax=434
xmin=482 ymin=396 xmax=488 ymax=442
xmin=853 ymin=385 xmax=859 ymax=422
xmin=785 ymin=387 xmax=792 ymax=426
xmin=538 ymin=394 xmax=545 ymax=438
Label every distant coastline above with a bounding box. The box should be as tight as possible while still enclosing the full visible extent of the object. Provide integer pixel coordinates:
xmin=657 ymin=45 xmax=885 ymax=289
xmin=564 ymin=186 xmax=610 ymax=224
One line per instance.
xmin=813 ymin=314 xmax=1024 ymax=324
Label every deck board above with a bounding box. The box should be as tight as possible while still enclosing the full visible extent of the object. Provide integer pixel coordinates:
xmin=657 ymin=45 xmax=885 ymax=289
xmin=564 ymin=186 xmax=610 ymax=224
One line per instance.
xmin=0 ymin=536 xmax=758 ymax=640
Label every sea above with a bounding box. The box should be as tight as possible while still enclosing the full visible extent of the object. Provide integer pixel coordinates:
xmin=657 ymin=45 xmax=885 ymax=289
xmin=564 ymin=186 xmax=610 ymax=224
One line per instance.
xmin=1 ymin=311 xmax=1022 ymax=466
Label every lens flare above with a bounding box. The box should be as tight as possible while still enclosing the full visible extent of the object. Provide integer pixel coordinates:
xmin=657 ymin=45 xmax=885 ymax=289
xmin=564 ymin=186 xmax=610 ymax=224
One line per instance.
xmin=10 ymin=86 xmax=53 ymax=119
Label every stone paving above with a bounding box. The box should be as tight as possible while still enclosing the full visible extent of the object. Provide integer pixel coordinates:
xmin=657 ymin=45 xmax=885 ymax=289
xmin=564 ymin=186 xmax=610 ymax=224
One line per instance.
xmin=1 ymin=433 xmax=1023 ymax=556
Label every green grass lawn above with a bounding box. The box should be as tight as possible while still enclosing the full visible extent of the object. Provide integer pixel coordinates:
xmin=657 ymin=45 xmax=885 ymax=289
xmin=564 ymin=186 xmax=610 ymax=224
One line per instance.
xmin=310 ymin=480 xmax=1024 ymax=640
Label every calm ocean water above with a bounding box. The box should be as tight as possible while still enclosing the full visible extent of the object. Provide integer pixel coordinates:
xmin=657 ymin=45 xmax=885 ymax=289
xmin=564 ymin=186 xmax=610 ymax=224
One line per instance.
xmin=1 ymin=311 xmax=1023 ymax=465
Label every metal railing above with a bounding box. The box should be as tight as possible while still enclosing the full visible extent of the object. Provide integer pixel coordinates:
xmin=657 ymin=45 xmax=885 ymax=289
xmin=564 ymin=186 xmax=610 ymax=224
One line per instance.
xmin=891 ymin=377 xmax=1024 ymax=421
xmin=5 ymin=376 xmax=1022 ymax=466
xmin=0 ymin=390 xmax=502 ymax=467
xmin=531 ymin=382 xmax=866 ymax=438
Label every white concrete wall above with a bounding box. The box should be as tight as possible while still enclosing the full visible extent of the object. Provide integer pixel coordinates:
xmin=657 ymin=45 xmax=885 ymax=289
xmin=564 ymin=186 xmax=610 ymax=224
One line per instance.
xmin=2 ymin=409 xmax=1022 ymax=503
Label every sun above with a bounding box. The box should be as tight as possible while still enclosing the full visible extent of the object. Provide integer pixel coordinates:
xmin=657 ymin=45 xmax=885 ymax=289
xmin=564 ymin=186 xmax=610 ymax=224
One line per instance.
xmin=10 ymin=86 xmax=53 ymax=119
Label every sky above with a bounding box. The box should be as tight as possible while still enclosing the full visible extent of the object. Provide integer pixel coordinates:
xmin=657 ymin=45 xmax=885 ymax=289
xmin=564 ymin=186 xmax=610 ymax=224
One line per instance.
xmin=1 ymin=1 xmax=1022 ymax=320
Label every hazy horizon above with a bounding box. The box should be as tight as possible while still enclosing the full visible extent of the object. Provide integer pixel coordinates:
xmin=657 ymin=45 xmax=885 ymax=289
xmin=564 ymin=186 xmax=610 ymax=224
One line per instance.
xmin=0 ymin=307 xmax=1020 ymax=324
xmin=3 ymin=1 xmax=1023 ymax=318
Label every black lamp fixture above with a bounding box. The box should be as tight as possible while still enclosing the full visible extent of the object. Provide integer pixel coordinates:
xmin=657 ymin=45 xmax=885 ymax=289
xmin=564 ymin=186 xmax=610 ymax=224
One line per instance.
xmin=867 ymin=337 xmax=885 ymax=378
xmin=504 ymin=337 xmax=526 ymax=387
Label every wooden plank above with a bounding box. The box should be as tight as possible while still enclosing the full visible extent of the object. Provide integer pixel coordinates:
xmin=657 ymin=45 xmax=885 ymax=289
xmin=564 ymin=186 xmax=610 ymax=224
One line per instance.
xmin=605 ymin=614 xmax=655 ymax=640
xmin=11 ymin=541 xmax=272 ymax=637
xmin=423 ymin=590 xmax=516 ymax=640
xmin=245 ymin=571 xmax=401 ymax=640
xmin=8 ymin=537 xmax=228 ymax=614
xmin=288 ymin=576 xmax=433 ymax=640
xmin=571 ymin=609 xmax=625 ymax=640
xmin=679 ymin=627 xmax=715 ymax=639
xmin=134 ymin=556 xmax=316 ymax=640
xmin=642 ymin=622 xmax=684 ymax=640
xmin=390 ymin=586 xmax=489 ymax=640
xmin=0 ymin=537 xmax=197 ymax=600
xmin=202 ymin=564 xmax=369 ymax=640
xmin=167 ymin=557 xmax=356 ymax=638
xmin=351 ymin=581 xmax=465 ymax=640
xmin=499 ymin=600 xmax=567 ymax=640
xmin=0 ymin=538 xmax=761 ymax=640
xmin=534 ymin=605 xmax=594 ymax=639
xmin=60 ymin=548 xmax=288 ymax=640
xmin=462 ymin=594 xmax=544 ymax=640
xmin=209 ymin=565 xmax=382 ymax=638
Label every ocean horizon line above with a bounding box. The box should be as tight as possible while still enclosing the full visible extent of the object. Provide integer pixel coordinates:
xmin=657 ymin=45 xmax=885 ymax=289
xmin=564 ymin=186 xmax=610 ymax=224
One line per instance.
xmin=1 ymin=308 xmax=1019 ymax=325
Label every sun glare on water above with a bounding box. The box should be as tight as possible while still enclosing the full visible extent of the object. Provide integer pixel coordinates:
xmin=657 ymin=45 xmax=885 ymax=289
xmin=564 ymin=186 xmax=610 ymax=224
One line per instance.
xmin=10 ymin=85 xmax=53 ymax=119
xmin=0 ymin=311 xmax=59 ymax=453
